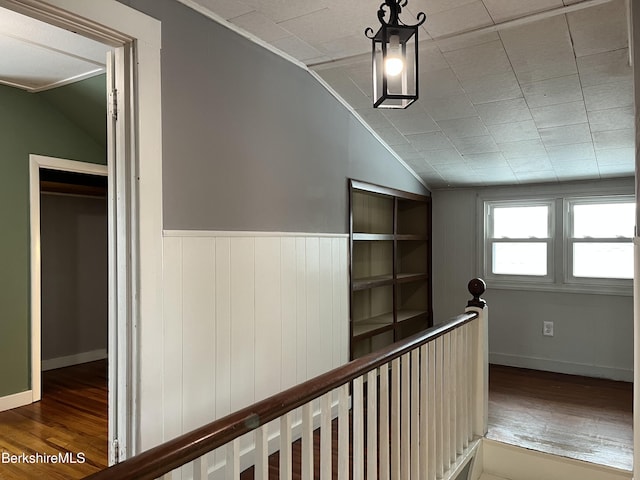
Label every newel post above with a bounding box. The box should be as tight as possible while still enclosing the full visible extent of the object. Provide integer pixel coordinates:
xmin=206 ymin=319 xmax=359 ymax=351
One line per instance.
xmin=465 ymin=278 xmax=488 ymax=437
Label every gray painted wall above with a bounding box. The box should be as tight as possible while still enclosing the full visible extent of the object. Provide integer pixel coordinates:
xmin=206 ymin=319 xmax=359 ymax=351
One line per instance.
xmin=117 ymin=0 xmax=429 ymax=233
xmin=432 ymin=178 xmax=634 ymax=381
xmin=40 ymin=193 xmax=108 ymax=362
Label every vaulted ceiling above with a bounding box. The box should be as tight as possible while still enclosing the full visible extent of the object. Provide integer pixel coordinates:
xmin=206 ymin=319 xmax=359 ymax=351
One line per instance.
xmin=193 ymin=0 xmax=633 ymax=188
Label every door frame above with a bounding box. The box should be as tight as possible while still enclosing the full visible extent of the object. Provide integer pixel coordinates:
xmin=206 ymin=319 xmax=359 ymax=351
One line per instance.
xmin=2 ymin=0 xmax=163 ymax=463
xmin=29 ymin=155 xmax=108 ymax=399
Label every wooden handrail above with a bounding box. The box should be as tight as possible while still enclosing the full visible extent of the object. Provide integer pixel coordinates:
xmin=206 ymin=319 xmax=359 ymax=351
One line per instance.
xmin=85 ymin=310 xmax=479 ymax=480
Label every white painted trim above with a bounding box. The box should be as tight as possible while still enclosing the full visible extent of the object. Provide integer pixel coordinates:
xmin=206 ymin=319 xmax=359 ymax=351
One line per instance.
xmin=490 ymin=352 xmax=633 ymax=382
xmin=42 ymin=349 xmax=108 ymax=371
xmin=0 ymin=390 xmax=33 ymax=413
xmin=29 ymin=155 xmax=108 ymax=403
xmin=482 ymin=439 xmax=632 ymax=480
xmin=163 ymin=230 xmax=350 ymax=239
xmin=17 ymin=0 xmax=163 ymax=460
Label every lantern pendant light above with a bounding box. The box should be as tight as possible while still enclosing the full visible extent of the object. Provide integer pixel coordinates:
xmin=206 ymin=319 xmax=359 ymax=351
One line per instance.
xmin=365 ymin=0 xmax=426 ymax=109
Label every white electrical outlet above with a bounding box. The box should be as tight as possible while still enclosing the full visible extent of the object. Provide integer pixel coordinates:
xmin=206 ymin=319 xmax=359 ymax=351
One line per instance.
xmin=543 ymin=321 xmax=554 ymax=337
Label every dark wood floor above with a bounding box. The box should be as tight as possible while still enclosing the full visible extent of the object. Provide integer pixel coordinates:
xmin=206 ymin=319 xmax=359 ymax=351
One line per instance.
xmin=0 ymin=360 xmax=108 ymax=480
xmin=487 ymin=364 xmax=633 ymax=471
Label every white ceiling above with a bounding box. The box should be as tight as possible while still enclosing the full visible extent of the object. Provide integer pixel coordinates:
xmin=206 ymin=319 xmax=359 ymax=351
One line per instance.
xmin=193 ymin=0 xmax=634 ymax=188
xmin=0 ymin=7 xmax=109 ymax=92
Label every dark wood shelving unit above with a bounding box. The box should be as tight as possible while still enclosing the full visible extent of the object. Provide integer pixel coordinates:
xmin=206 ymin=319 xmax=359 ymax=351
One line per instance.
xmin=349 ymin=179 xmax=432 ymax=359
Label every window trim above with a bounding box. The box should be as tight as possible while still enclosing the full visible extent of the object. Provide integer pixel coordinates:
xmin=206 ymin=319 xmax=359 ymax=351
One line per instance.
xmin=480 ymin=194 xmax=634 ymax=296
xmin=563 ymin=195 xmax=634 ymax=288
xmin=484 ymin=199 xmax=555 ymax=285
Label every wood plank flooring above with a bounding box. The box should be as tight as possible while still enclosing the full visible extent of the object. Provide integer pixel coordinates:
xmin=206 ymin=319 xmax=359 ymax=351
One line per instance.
xmin=487 ymin=364 xmax=633 ymax=471
xmin=0 ymin=360 xmax=108 ymax=480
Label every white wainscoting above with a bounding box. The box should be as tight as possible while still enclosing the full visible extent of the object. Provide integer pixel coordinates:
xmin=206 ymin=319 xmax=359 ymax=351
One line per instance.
xmin=162 ymin=231 xmax=349 ymax=443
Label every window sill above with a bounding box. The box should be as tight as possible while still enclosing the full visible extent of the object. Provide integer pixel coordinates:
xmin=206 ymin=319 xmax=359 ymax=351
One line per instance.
xmin=486 ymin=279 xmax=632 ymax=297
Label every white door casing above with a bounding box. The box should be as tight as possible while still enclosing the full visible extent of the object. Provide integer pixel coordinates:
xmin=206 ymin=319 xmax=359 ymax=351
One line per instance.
xmin=4 ymin=0 xmax=163 ymax=463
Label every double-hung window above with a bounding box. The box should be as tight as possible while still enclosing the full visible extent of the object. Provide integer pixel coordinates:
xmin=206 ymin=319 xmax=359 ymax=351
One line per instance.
xmin=484 ymin=200 xmax=553 ymax=282
xmin=566 ymin=197 xmax=634 ymax=283
xmin=482 ymin=194 xmax=634 ymax=292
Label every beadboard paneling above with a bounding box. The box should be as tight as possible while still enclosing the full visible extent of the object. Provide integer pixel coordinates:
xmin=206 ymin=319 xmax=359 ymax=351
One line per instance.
xmin=161 ymin=232 xmax=349 ymax=441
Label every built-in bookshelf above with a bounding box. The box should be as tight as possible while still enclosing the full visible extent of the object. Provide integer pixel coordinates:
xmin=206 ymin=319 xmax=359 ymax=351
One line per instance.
xmin=349 ymin=180 xmax=432 ymax=359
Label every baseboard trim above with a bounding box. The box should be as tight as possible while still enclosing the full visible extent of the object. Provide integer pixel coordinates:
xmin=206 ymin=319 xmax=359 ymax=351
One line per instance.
xmin=0 ymin=390 xmax=33 ymax=412
xmin=42 ymin=349 xmax=107 ymax=371
xmin=489 ymin=352 xmax=633 ymax=382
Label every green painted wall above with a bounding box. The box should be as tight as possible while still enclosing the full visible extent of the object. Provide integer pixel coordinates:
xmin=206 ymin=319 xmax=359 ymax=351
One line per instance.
xmin=0 ymin=79 xmax=105 ymax=398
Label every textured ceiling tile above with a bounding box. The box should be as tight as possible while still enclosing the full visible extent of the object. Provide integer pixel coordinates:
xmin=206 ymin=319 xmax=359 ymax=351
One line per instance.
xmin=230 ymin=11 xmax=291 ymax=42
xmin=461 ymin=70 xmax=523 ymax=104
xmin=583 ymin=80 xmax=633 ymax=112
xmin=450 ymin=135 xmax=500 ymax=154
xmin=539 ymin=123 xmax=592 ymax=147
xmin=384 ymin=109 xmax=441 ymax=135
xmin=319 ymin=33 xmax=370 ymax=59
xmin=407 ymin=131 xmax=455 ymax=151
xmin=497 ymin=139 xmax=548 ymax=159
xmin=596 ymin=147 xmax=635 ymax=165
xmin=408 ymin=0 xmax=477 ymax=16
xmin=273 ymin=35 xmax=325 ymax=61
xmin=437 ymin=116 xmax=489 ymax=138
xmin=546 ymin=142 xmax=596 ymax=162
xmin=521 ymin=74 xmax=583 ymax=108
xmin=488 ymin=120 xmax=540 ymax=143
xmin=500 ymin=15 xmax=577 ymax=83
xmin=598 ymin=163 xmax=634 ymax=177
xmin=424 ymin=2 xmax=493 ymax=38
xmin=434 ymin=31 xmax=500 ymax=53
xmin=421 ymin=94 xmax=478 ymax=120
xmin=475 ymin=98 xmax=532 ymax=125
xmin=417 ymin=44 xmax=451 ymax=72
xmin=587 ymin=106 xmax=633 ymax=133
xmin=530 ymin=101 xmax=587 ymax=129
xmin=462 ymin=152 xmax=509 ymax=168
xmin=508 ymin=156 xmax=554 ymax=172
xmin=194 ymin=0 xmax=254 ymax=19
xmin=419 ymin=68 xmax=465 ymax=99
xmin=566 ymin=0 xmax=628 ymax=57
xmin=422 ymin=148 xmax=466 ymax=165
xmin=377 ymin=127 xmax=409 ymax=146
xmin=443 ymin=40 xmax=511 ymax=81
xmin=592 ymin=128 xmax=634 ymax=151
xmin=483 ymin=0 xmax=563 ymax=23
xmin=355 ymin=109 xmax=394 ymax=129
xmin=241 ymin=0 xmax=325 ymax=23
xmin=514 ymin=171 xmax=558 ymax=183
xmin=577 ymin=48 xmax=632 ymax=88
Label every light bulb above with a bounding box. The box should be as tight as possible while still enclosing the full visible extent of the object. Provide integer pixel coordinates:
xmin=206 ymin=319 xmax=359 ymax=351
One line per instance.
xmin=385 ymin=34 xmax=403 ymax=76
xmin=385 ymin=57 xmax=404 ymax=76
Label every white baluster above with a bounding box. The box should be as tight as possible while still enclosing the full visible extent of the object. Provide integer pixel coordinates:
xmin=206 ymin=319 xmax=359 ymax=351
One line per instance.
xmin=302 ymin=402 xmax=314 ymax=480
xmin=225 ymin=438 xmax=239 ymax=480
xmin=379 ymin=363 xmax=390 ymax=480
xmin=353 ymin=375 xmax=365 ymax=480
xmin=419 ymin=345 xmax=428 ymax=480
xmin=367 ymin=369 xmax=378 ymax=480
xmin=255 ymin=426 xmax=268 ymax=480
xmin=443 ymin=333 xmax=451 ymax=470
xmin=391 ymin=358 xmax=401 ymax=480
xmin=338 ymin=384 xmax=350 ymax=480
xmin=193 ymin=455 xmax=208 ymax=480
xmin=449 ymin=331 xmax=457 ymax=462
xmin=435 ymin=336 xmax=444 ymax=479
xmin=280 ymin=412 xmax=293 ymax=480
xmin=411 ymin=349 xmax=420 ymax=480
xmin=321 ymin=392 xmax=332 ymax=480
xmin=428 ymin=341 xmax=436 ymax=480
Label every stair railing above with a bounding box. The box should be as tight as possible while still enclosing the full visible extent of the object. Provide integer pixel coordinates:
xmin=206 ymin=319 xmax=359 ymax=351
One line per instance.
xmin=85 ymin=278 xmax=488 ymax=480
